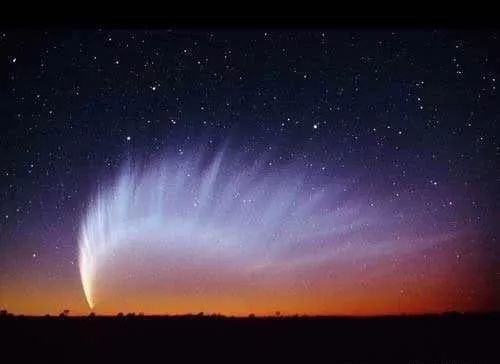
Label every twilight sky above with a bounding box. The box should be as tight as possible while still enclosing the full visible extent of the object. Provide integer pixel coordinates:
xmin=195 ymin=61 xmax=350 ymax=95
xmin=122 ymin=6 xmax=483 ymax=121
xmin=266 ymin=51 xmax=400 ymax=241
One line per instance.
xmin=0 ymin=28 xmax=498 ymax=316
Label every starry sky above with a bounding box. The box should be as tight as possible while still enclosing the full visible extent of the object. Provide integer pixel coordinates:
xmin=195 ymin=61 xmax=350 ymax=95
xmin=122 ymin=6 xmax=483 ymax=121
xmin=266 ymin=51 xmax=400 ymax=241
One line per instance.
xmin=0 ymin=27 xmax=499 ymax=316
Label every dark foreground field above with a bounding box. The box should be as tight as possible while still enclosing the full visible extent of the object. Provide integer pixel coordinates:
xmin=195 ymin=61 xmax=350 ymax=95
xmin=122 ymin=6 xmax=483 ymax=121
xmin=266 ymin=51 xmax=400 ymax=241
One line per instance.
xmin=1 ymin=313 xmax=499 ymax=362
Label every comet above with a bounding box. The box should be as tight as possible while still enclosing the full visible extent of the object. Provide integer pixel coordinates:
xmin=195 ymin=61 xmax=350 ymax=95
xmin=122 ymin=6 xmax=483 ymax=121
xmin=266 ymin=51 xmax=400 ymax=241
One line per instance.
xmin=78 ymin=144 xmax=387 ymax=309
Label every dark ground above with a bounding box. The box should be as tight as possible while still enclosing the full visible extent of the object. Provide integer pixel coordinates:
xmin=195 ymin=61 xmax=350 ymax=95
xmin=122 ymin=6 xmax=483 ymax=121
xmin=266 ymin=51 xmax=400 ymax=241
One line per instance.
xmin=1 ymin=313 xmax=498 ymax=363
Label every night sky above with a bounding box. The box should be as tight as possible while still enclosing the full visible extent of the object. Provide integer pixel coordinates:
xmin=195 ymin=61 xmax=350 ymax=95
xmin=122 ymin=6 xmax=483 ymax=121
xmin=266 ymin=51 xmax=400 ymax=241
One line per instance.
xmin=0 ymin=28 xmax=498 ymax=316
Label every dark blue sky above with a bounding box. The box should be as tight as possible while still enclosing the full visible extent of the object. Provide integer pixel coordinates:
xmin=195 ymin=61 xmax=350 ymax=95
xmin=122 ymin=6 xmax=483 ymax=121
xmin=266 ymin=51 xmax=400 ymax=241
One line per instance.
xmin=0 ymin=28 xmax=498 ymax=314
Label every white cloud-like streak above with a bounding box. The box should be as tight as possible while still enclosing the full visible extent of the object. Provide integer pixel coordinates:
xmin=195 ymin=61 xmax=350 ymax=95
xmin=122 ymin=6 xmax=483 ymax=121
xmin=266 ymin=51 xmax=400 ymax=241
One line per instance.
xmin=78 ymin=146 xmax=386 ymax=309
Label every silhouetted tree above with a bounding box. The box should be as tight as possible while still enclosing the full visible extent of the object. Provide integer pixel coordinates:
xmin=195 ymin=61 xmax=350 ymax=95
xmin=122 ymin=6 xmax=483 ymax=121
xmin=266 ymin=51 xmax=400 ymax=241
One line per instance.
xmin=248 ymin=313 xmax=255 ymax=318
xmin=0 ymin=309 xmax=8 ymax=317
xmin=117 ymin=312 xmax=124 ymax=317
xmin=59 ymin=309 xmax=70 ymax=317
xmin=88 ymin=312 xmax=96 ymax=318
xmin=275 ymin=311 xmax=281 ymax=317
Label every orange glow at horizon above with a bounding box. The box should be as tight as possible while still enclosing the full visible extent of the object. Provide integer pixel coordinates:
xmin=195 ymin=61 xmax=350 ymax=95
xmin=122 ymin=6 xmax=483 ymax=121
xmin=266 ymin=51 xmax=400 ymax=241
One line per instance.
xmin=1 ymin=237 xmax=495 ymax=317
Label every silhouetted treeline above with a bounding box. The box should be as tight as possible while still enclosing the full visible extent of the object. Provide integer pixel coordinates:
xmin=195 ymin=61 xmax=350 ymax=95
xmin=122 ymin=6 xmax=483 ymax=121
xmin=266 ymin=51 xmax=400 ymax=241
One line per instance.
xmin=2 ymin=308 xmax=496 ymax=319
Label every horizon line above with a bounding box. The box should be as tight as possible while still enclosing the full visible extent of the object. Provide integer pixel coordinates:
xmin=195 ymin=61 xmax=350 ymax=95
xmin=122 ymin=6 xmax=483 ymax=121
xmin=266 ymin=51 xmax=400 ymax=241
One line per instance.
xmin=2 ymin=310 xmax=499 ymax=319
